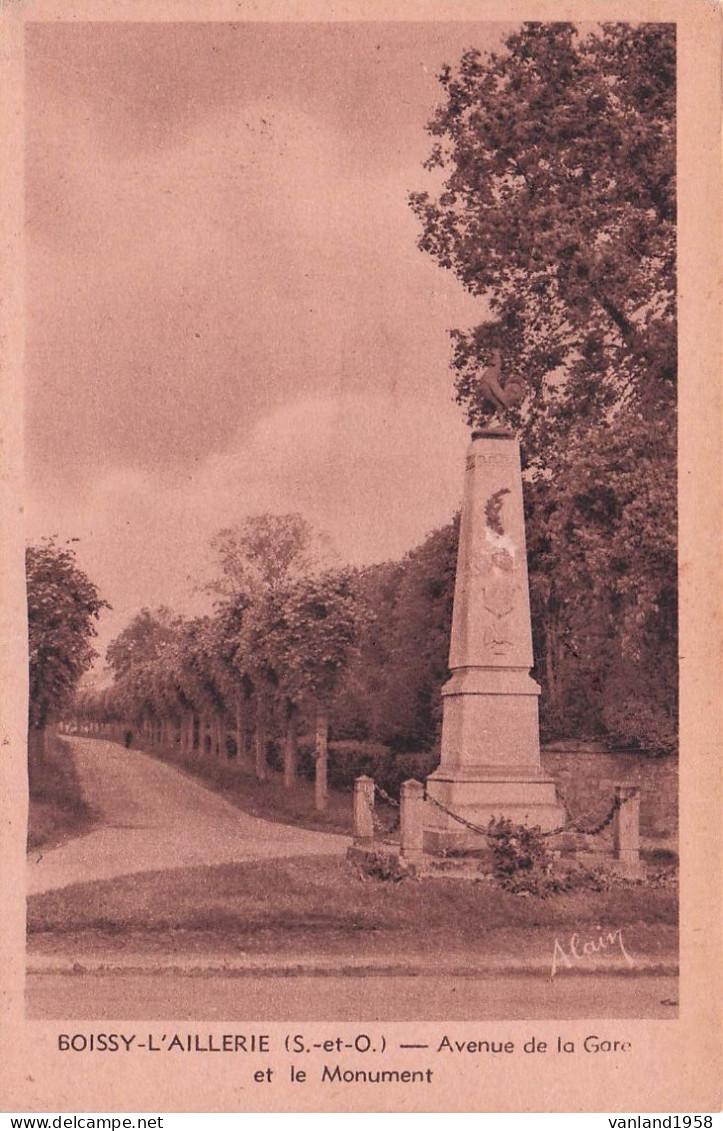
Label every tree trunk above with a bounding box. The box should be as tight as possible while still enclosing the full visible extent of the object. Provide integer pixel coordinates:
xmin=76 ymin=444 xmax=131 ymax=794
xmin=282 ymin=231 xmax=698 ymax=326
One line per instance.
xmin=214 ymin=713 xmax=224 ymax=759
xmin=27 ymin=724 xmax=46 ymax=778
xmin=314 ymin=706 xmax=329 ymax=812
xmin=254 ymin=695 xmax=268 ymax=782
xmin=545 ymin=608 xmax=565 ymax=714
xmin=545 ymin=614 xmax=557 ymax=707
xmin=235 ymin=694 xmax=244 ymax=766
xmin=283 ymin=704 xmax=298 ymax=790
xmin=183 ymin=711 xmax=193 ymax=756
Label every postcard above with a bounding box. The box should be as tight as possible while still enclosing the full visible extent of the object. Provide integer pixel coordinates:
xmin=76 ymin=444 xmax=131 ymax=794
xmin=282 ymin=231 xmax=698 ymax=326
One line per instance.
xmin=1 ymin=0 xmax=720 ymax=1115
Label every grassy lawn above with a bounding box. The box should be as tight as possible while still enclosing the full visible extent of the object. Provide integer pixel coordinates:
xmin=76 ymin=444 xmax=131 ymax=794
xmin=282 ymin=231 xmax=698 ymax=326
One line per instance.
xmin=27 ymin=733 xmax=96 ymax=851
xmin=27 ymin=855 xmax=678 ymax=963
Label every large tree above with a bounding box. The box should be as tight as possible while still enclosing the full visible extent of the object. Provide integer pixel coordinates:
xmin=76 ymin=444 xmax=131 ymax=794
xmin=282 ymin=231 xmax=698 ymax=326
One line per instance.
xmin=262 ymin=569 xmax=357 ymax=807
xmin=26 ymin=538 xmax=108 ymax=761
xmin=105 ymin=606 xmax=177 ymax=681
xmin=208 ymin=513 xmax=335 ymax=602
xmin=410 ymin=21 xmax=676 ymax=448
xmin=411 ymin=22 xmax=677 ymax=752
xmin=208 ymin=513 xmax=338 ymax=780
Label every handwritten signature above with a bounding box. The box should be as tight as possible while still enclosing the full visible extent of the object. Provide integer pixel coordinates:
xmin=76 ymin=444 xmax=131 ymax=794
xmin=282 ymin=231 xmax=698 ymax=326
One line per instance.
xmin=551 ymin=926 xmax=633 ymax=978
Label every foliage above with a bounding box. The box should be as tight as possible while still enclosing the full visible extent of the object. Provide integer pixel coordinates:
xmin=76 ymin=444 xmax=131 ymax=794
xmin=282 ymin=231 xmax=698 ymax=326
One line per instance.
xmin=410 ymin=21 xmax=675 ymax=442
xmin=333 ymin=518 xmax=458 ymax=751
xmin=486 ymin=817 xmax=559 ymax=896
xmin=353 ymin=848 xmax=411 ymax=884
xmin=377 ymin=752 xmax=440 ymax=797
xmin=208 ymin=513 xmax=335 ymax=602
xmin=105 ymin=606 xmax=176 ymax=680
xmin=262 ymin=570 xmax=357 ymax=707
xmin=410 ymin=22 xmax=677 ymax=753
xmin=526 ymin=412 xmax=677 ymax=750
xmin=294 ymin=739 xmax=391 ymax=789
xmin=26 ymin=538 xmax=108 ymax=729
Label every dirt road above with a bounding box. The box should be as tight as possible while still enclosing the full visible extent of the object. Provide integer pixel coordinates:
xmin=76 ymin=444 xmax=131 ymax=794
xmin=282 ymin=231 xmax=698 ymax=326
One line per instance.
xmin=27 ymin=737 xmax=350 ymax=895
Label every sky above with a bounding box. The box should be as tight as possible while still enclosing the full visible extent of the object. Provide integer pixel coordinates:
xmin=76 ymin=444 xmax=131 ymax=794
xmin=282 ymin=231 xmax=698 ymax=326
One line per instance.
xmin=25 ymin=20 xmax=511 ymax=665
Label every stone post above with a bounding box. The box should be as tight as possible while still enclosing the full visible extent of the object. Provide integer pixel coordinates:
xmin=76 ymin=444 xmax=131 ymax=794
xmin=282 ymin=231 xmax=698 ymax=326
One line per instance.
xmin=353 ymin=776 xmax=375 ymax=842
xmin=426 ymin=429 xmax=564 ymax=850
xmin=614 ymin=785 xmax=644 ymax=878
xmin=400 ymin=779 xmax=425 ymax=864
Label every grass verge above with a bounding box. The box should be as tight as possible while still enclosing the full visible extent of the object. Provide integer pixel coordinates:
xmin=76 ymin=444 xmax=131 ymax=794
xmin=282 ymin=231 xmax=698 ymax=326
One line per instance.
xmin=133 ymin=738 xmax=355 ymax=834
xmin=27 ymin=855 xmax=678 ymax=964
xmin=27 ymin=732 xmax=96 ymax=851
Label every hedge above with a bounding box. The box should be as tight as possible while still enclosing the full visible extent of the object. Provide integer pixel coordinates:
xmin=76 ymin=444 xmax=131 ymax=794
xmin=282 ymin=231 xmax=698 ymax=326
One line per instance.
xmin=293 ymin=739 xmax=438 ymax=796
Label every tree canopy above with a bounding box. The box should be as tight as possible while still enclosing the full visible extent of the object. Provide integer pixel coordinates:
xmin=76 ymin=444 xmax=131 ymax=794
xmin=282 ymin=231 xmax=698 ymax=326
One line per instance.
xmin=410 ymin=21 xmax=677 ymax=752
xmin=105 ymin=606 xmax=177 ymax=681
xmin=26 ymin=538 xmax=108 ymax=730
xmin=208 ymin=513 xmax=335 ymax=603
xmin=410 ymin=21 xmax=676 ymax=449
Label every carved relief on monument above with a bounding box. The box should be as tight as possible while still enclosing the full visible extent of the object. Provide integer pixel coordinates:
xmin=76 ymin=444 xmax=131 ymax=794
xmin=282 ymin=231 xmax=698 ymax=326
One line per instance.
xmin=483 ymin=549 xmax=515 ymax=618
xmin=467 ymin=452 xmax=511 ymax=471
xmin=484 ymin=488 xmax=511 ymax=535
xmin=483 ymin=624 xmax=513 ymax=656
xmin=478 ymin=486 xmax=518 ymax=654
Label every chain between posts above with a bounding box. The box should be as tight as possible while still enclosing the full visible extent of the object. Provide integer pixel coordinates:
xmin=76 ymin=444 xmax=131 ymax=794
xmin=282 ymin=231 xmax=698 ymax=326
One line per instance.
xmin=368 ymin=779 xmax=626 ymax=842
xmin=545 ymin=790 xmax=623 ymax=838
xmin=423 ymin=791 xmax=491 ymax=836
xmin=421 ymin=786 xmax=626 ymax=840
xmin=374 ymin=783 xmax=400 ymax=808
xmin=371 ymin=782 xmax=400 ymax=836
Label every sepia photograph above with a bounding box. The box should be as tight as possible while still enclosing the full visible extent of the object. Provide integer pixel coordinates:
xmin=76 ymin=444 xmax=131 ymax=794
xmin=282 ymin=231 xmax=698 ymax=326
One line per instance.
xmin=21 ymin=17 xmax=681 ymax=1024
xmin=1 ymin=0 xmax=720 ymax=1115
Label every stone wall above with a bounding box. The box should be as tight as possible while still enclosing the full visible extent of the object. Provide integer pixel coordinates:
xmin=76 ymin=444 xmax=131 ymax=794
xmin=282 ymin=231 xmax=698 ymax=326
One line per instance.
xmin=540 ymin=744 xmax=678 ymax=843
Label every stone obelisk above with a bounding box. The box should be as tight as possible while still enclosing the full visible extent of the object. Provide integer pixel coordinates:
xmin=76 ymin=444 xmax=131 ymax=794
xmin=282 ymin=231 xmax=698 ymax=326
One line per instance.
xmin=425 ymin=428 xmax=564 ymax=849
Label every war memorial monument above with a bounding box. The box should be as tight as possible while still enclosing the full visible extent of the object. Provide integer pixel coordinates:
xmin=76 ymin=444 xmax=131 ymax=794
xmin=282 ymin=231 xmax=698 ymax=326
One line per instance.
xmin=424 ymin=352 xmax=566 ymax=850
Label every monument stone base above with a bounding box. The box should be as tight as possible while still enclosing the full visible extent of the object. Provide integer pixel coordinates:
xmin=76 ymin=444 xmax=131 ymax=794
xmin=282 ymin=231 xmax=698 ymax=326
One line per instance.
xmin=424 ymin=664 xmax=565 ymax=852
xmin=424 ymin=766 xmax=564 ymax=853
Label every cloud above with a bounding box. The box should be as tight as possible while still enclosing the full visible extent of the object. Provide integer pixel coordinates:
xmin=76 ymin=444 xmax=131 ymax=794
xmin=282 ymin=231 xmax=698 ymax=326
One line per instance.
xmin=27 ymin=390 xmax=469 ymax=654
xmin=26 ymin=89 xmax=482 ymax=484
xmin=23 ymin=21 xmax=496 ymax=663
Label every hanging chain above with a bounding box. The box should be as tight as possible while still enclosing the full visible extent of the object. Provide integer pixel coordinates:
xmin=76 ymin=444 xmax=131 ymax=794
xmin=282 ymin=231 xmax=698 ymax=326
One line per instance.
xmin=422 ymin=786 xmax=626 ymax=840
xmin=423 ymin=790 xmax=491 ymax=836
xmin=374 ymin=783 xmax=400 ymax=809
xmin=367 ymin=778 xmax=627 ymax=843
xmin=541 ymin=790 xmax=623 ymax=838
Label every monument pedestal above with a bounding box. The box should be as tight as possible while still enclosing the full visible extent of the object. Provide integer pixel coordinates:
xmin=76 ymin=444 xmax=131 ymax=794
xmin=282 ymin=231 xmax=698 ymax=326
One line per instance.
xmin=425 ymin=430 xmax=564 ymax=851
